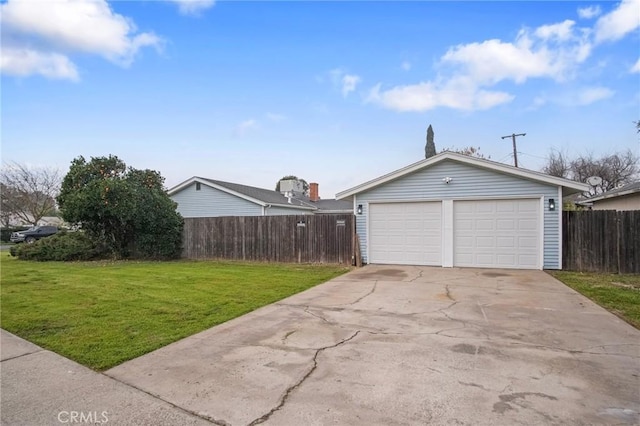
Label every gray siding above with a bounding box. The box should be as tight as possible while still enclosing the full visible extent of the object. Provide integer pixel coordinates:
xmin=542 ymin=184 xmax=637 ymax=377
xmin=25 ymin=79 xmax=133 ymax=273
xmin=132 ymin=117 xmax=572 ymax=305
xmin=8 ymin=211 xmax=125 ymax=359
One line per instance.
xmin=171 ymin=183 xmax=262 ymax=218
xmin=354 ymin=160 xmax=560 ymax=269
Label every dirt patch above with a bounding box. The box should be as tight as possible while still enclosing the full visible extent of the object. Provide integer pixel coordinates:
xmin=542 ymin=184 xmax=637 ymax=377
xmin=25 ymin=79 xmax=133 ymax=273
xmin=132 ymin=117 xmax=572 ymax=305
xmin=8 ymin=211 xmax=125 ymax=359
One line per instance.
xmin=349 ymin=269 xmax=407 ymax=279
xmin=482 ymin=272 xmax=510 ymax=278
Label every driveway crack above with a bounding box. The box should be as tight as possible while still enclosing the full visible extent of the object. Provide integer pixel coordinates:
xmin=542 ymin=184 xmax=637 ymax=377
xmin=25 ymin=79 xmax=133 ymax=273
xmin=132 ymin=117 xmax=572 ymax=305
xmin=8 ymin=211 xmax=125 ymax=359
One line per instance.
xmin=445 ymin=284 xmax=455 ymax=301
xmin=247 ymin=331 xmax=361 ymax=426
xmin=409 ymin=269 xmax=424 ymax=282
xmin=303 ymin=306 xmax=332 ymax=324
xmin=348 ymin=281 xmax=378 ymax=305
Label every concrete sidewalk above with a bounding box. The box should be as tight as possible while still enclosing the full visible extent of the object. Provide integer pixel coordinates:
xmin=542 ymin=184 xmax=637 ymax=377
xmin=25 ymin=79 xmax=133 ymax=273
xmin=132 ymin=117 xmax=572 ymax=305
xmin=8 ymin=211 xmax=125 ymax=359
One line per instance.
xmin=0 ymin=330 xmax=211 ymax=426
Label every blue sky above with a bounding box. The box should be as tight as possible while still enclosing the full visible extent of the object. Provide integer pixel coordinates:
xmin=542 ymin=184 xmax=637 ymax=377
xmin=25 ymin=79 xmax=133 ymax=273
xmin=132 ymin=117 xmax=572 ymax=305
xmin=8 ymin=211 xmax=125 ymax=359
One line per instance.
xmin=2 ymin=0 xmax=639 ymax=199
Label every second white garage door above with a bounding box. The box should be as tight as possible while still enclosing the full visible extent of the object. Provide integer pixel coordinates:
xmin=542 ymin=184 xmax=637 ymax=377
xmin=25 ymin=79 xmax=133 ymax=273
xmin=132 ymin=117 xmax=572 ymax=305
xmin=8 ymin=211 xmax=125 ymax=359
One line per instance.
xmin=369 ymin=202 xmax=442 ymax=266
xmin=454 ymin=199 xmax=540 ymax=269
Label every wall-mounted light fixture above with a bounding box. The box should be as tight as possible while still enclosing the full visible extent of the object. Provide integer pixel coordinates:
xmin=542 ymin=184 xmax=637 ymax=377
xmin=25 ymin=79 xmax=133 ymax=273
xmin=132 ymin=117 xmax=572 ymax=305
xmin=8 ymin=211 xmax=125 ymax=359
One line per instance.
xmin=549 ymin=198 xmax=556 ymax=211
xmin=357 ymin=204 xmax=363 ymax=215
xmin=442 ymin=177 xmax=453 ymax=184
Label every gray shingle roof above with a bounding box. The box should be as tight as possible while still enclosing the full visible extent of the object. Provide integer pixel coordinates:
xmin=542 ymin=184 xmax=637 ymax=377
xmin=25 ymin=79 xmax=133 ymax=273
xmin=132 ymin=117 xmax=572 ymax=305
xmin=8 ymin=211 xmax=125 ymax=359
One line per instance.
xmin=585 ymin=181 xmax=640 ymax=202
xmin=195 ymin=178 xmax=350 ymax=211
xmin=302 ymin=199 xmax=352 ymax=212
xmin=199 ymin=178 xmax=313 ymax=208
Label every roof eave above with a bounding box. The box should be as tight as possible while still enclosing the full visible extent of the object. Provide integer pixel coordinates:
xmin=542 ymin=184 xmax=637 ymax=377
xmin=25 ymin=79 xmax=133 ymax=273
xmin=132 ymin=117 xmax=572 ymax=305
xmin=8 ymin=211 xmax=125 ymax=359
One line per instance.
xmin=336 ymin=152 xmax=589 ymax=198
xmin=585 ymin=188 xmax=640 ymax=202
xmin=168 ymin=177 xmax=268 ymax=206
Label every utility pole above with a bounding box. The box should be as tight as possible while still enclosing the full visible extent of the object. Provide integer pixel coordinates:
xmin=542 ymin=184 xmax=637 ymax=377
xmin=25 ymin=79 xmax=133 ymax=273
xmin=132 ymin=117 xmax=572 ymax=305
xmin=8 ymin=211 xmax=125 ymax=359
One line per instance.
xmin=501 ymin=133 xmax=525 ymax=167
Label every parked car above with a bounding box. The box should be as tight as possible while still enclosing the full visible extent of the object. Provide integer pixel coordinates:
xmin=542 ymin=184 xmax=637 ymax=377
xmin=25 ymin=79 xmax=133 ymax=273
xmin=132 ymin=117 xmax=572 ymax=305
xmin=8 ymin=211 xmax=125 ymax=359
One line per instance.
xmin=10 ymin=226 xmax=58 ymax=244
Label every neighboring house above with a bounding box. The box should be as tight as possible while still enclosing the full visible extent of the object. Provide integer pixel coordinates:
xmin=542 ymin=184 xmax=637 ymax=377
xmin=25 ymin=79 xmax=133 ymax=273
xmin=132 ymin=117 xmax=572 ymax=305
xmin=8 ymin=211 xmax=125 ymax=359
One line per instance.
xmin=578 ymin=182 xmax=640 ymax=211
xmin=168 ymin=177 xmax=351 ymax=218
xmin=336 ymin=152 xmax=588 ymax=270
xmin=4 ymin=214 xmax=65 ymax=227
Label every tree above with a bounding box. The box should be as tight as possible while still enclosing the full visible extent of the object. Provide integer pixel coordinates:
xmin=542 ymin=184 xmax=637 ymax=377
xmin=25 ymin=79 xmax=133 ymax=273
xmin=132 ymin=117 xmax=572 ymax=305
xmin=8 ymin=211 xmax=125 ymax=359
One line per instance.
xmin=274 ymin=175 xmax=309 ymax=196
xmin=542 ymin=149 xmax=639 ymax=196
xmin=57 ymin=155 xmax=183 ymax=259
xmin=442 ymin=146 xmax=489 ymax=159
xmin=635 ymin=120 xmax=639 ymax=133
xmin=0 ymin=162 xmax=61 ymax=226
xmin=425 ymin=125 xmax=436 ymax=158
xmin=542 ymin=149 xmax=570 ymax=178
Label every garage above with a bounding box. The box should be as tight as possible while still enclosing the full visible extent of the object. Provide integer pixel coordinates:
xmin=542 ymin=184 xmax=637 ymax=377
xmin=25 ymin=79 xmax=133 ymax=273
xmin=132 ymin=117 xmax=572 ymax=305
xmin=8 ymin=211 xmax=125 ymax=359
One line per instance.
xmin=369 ymin=202 xmax=442 ymax=265
xmin=454 ymin=199 xmax=540 ymax=269
xmin=337 ymin=151 xmax=589 ymax=270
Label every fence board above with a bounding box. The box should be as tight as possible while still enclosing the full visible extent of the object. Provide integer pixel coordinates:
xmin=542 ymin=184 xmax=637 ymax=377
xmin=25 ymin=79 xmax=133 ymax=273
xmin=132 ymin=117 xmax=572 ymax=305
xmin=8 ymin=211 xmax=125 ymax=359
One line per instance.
xmin=563 ymin=210 xmax=640 ymax=273
xmin=182 ymin=214 xmax=354 ymax=264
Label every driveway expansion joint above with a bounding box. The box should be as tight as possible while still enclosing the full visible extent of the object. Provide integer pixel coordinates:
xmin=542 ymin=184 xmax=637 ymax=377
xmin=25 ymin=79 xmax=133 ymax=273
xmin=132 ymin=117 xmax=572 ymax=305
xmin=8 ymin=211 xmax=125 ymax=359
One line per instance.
xmin=104 ymin=371 xmax=226 ymax=425
xmin=1 ymin=348 xmax=44 ymax=363
xmin=247 ymin=330 xmax=361 ymax=426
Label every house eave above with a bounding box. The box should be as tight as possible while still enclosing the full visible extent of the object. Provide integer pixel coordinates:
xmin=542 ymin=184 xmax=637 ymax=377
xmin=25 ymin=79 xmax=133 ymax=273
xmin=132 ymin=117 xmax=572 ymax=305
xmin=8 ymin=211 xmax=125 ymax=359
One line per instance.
xmin=336 ymin=152 xmax=589 ymax=199
xmin=583 ymin=188 xmax=640 ymax=203
xmin=168 ymin=177 xmax=268 ymax=206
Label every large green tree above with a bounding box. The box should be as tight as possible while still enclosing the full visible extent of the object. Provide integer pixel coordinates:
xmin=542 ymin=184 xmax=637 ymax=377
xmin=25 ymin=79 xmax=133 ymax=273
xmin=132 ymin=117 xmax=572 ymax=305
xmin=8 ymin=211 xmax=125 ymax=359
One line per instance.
xmin=57 ymin=155 xmax=183 ymax=259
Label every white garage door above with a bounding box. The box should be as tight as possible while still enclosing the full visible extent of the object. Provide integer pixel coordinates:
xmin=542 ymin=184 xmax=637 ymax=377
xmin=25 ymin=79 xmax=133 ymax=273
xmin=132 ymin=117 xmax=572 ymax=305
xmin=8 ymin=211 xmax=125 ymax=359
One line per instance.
xmin=369 ymin=202 xmax=442 ymax=265
xmin=454 ymin=199 xmax=540 ymax=269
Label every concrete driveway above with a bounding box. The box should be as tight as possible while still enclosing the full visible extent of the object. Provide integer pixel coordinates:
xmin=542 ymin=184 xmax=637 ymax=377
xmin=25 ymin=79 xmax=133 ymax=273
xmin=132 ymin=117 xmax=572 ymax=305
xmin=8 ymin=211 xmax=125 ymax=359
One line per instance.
xmin=106 ymin=266 xmax=640 ymax=425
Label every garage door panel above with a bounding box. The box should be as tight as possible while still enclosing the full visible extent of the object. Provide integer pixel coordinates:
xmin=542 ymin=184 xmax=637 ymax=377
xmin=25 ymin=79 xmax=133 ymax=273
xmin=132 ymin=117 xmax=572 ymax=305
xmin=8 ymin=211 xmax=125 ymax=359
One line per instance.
xmin=496 ymin=236 xmax=516 ymax=249
xmin=454 ymin=199 xmax=540 ymax=269
xmin=369 ymin=202 xmax=442 ymax=266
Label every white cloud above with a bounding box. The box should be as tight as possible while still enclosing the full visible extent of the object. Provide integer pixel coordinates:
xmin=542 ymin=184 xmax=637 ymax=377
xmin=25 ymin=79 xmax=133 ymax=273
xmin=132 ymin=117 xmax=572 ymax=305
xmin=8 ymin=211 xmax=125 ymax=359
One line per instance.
xmin=0 ymin=0 xmax=162 ymax=80
xmin=266 ymin=113 xmax=286 ymax=122
xmin=535 ymin=20 xmax=576 ymax=41
xmin=577 ymin=87 xmax=614 ymax=104
xmin=329 ymin=68 xmax=361 ymax=97
xmin=578 ymin=5 xmax=602 ymax=19
xmin=0 ymin=47 xmax=79 ymax=81
xmin=341 ymin=74 xmax=361 ymax=97
xmin=368 ymin=17 xmax=599 ymax=113
xmin=167 ymin=0 xmax=215 ymax=16
xmin=553 ymin=87 xmax=615 ymax=106
xmin=401 ymin=61 xmax=411 ymax=71
xmin=442 ymin=24 xmax=591 ymax=85
xmin=235 ymin=119 xmax=258 ymax=136
xmin=631 ymin=58 xmax=640 ymax=73
xmin=594 ymin=0 xmax=640 ymax=43
xmin=367 ymin=78 xmax=514 ymax=112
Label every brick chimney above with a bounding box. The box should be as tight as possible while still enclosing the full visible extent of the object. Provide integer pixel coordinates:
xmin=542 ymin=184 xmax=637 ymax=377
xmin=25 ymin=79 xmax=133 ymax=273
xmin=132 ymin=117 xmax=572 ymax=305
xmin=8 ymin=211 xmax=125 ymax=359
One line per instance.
xmin=309 ymin=182 xmax=319 ymax=202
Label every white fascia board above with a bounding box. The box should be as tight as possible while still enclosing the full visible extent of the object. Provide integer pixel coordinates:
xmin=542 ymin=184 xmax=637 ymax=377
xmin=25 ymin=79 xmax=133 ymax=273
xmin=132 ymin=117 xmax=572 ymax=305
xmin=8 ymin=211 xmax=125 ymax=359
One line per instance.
xmin=267 ymin=203 xmax=316 ymax=211
xmin=584 ymin=188 xmax=640 ymax=202
xmin=168 ymin=177 xmax=267 ymax=207
xmin=336 ymin=152 xmax=590 ymax=199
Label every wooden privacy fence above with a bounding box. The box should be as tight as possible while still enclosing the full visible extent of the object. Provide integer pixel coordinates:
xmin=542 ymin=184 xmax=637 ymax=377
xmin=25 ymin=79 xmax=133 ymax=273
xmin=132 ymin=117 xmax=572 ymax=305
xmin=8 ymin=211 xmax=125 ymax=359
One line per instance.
xmin=563 ymin=210 xmax=640 ymax=273
xmin=182 ymin=214 xmax=354 ymax=264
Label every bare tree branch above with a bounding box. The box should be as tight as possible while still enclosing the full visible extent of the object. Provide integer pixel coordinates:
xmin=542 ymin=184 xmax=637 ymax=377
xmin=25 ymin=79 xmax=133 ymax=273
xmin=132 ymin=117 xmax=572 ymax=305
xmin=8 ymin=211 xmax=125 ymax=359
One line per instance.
xmin=541 ymin=149 xmax=639 ymax=197
xmin=0 ymin=162 xmax=61 ymax=225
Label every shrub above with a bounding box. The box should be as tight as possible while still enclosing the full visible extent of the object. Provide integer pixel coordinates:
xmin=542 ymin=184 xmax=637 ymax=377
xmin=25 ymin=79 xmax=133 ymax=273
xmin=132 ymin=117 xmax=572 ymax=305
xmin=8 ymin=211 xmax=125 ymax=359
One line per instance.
xmin=12 ymin=232 xmax=108 ymax=261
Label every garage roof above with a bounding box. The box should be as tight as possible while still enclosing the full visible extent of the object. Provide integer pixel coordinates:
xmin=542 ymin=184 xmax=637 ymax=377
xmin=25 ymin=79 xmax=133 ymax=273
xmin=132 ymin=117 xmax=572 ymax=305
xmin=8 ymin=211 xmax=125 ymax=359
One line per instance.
xmin=336 ymin=152 xmax=589 ymax=199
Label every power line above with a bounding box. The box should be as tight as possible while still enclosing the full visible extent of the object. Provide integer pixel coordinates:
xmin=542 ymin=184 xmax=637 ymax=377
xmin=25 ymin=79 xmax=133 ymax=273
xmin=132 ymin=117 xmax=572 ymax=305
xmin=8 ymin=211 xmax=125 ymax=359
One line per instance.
xmin=501 ymin=133 xmax=526 ymax=167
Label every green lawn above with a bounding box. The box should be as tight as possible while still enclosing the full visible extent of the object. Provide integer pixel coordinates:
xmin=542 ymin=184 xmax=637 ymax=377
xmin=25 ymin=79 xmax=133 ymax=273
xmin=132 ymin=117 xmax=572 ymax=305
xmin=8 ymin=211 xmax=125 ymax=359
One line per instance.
xmin=1 ymin=255 xmax=349 ymax=370
xmin=549 ymin=271 xmax=640 ymax=329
